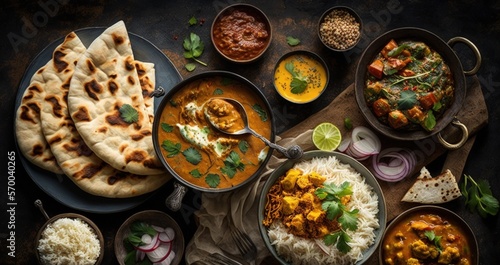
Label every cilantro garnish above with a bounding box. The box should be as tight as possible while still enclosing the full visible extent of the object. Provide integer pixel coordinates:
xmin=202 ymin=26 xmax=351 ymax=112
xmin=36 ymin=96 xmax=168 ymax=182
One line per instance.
xmin=238 ymin=140 xmax=249 ymax=154
xmin=182 ymin=147 xmax=202 ymax=165
xmin=424 ymin=230 xmax=442 ymax=251
xmin=213 ymin=88 xmax=223 ymax=95
xmin=252 ymin=104 xmax=268 ymax=122
xmin=183 ymin=32 xmax=207 ymax=69
xmin=190 ymin=169 xmax=202 ymax=178
xmin=161 ymin=140 xmax=181 ymax=157
xmin=188 ymin=16 xmax=197 ymax=26
xmin=315 ymin=181 xmax=359 ymax=253
xmin=206 ymin=173 xmax=220 ymax=188
xmin=161 ymin=122 xmax=174 ymax=133
xmin=285 ymin=62 xmax=309 ymax=94
xmin=286 ymin=36 xmax=300 ymax=46
xmin=461 ymin=174 xmax=499 ymax=218
xmin=221 ymin=151 xmax=245 ymax=178
xmin=185 ymin=63 xmax=196 ymax=72
xmin=119 ymin=104 xmax=138 ymax=123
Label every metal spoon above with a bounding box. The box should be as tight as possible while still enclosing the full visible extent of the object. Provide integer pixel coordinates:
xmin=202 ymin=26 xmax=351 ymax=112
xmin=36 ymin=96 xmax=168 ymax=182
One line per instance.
xmin=204 ymin=97 xmax=303 ymax=160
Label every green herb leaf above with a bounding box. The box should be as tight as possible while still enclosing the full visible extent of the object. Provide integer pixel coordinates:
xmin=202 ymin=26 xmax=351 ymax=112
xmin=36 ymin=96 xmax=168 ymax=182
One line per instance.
xmin=161 ymin=122 xmax=174 ymax=133
xmin=387 ymin=44 xmax=409 ymax=57
xmin=424 ymin=230 xmax=442 ymax=250
xmin=213 ymin=88 xmax=224 ymax=95
xmin=221 ymin=165 xmax=236 ymax=178
xmin=344 ymin=117 xmax=353 ymax=130
xmin=185 ymin=63 xmax=196 ymax=72
xmin=252 ymin=104 xmax=268 ymax=122
xmin=423 ymin=110 xmax=436 ymax=131
xmin=188 ymin=16 xmax=197 ymax=26
xmin=336 ymin=232 xmax=352 ymax=253
xmin=190 ymin=169 xmax=202 ymax=178
xmin=206 ymin=173 xmax=220 ymax=188
xmin=322 ymin=200 xmax=341 ymax=220
xmin=183 ymin=147 xmax=202 ymax=165
xmin=339 ymin=209 xmax=359 ymax=231
xmin=238 ymin=140 xmax=249 ymax=153
xmin=183 ymin=33 xmax=207 ymax=66
xmin=285 ymin=62 xmax=309 ymax=94
xmin=397 ymin=90 xmax=417 ymax=110
xmin=161 ymin=140 xmax=181 ymax=157
xmin=119 ymin=104 xmax=139 ymax=123
xmin=286 ymin=36 xmax=300 ymax=46
xmin=461 ymin=174 xmax=499 ymax=218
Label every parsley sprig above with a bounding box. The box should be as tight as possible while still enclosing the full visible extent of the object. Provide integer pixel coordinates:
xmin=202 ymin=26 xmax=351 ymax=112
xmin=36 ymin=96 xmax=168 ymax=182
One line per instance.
xmin=461 ymin=174 xmax=499 ymax=218
xmin=285 ymin=62 xmax=309 ymax=94
xmin=315 ymin=181 xmax=359 ymax=253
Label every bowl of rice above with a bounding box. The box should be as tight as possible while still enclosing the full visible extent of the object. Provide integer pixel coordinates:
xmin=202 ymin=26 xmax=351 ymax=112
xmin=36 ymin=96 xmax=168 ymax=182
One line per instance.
xmin=258 ymin=150 xmax=386 ymax=265
xmin=36 ymin=213 xmax=104 ymax=265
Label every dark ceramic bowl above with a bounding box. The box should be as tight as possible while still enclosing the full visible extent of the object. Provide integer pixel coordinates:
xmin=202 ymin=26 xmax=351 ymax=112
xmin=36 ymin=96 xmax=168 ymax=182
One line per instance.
xmin=379 ymin=205 xmax=478 ymax=265
xmin=211 ymin=3 xmax=272 ymax=63
xmin=318 ymin=6 xmax=363 ymax=52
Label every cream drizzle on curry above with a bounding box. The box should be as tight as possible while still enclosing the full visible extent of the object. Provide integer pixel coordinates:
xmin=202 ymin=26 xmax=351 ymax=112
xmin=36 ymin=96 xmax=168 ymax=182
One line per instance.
xmin=157 ymin=76 xmax=271 ymax=189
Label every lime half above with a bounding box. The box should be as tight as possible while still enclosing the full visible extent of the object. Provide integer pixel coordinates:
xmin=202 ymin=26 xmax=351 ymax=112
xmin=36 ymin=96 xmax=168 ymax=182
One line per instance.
xmin=312 ymin=122 xmax=342 ymax=151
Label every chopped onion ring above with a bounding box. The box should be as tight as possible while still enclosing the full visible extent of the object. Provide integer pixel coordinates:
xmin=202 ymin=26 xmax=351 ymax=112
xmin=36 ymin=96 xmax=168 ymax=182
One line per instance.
xmin=372 ymin=148 xmax=416 ymax=182
xmin=339 ymin=126 xmax=381 ymax=161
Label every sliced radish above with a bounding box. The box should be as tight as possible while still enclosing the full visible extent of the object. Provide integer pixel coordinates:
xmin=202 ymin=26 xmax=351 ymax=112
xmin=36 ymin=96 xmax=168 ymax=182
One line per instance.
xmin=158 ymin=232 xmax=172 ymax=243
xmin=141 ymin=234 xmax=153 ymax=245
xmin=136 ymin=250 xmax=146 ymax=262
xmin=135 ymin=233 xmax=160 ymax=252
xmin=152 ymin=225 xmax=165 ymax=233
xmin=164 ymin=227 xmax=175 ymax=241
xmin=147 ymin=242 xmax=172 ymax=263
xmin=154 ymin=251 xmax=175 ymax=265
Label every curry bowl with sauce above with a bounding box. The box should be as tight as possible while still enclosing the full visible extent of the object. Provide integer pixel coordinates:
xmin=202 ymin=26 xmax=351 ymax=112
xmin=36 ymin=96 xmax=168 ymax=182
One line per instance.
xmin=379 ymin=205 xmax=478 ymax=265
xmin=355 ymin=27 xmax=481 ymax=149
xmin=152 ymin=71 xmax=275 ymax=195
xmin=211 ymin=3 xmax=272 ymax=63
xmin=273 ymin=50 xmax=329 ymax=104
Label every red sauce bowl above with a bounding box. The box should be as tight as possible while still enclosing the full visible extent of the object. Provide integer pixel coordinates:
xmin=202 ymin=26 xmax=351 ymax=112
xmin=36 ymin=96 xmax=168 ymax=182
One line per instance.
xmin=211 ymin=4 xmax=272 ymax=63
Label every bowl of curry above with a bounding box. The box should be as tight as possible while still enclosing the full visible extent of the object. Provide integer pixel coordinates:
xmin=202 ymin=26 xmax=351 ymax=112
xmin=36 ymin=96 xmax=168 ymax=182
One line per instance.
xmin=380 ymin=205 xmax=478 ymax=265
xmin=355 ymin=27 xmax=481 ymax=147
xmin=211 ymin=3 xmax=272 ymax=63
xmin=152 ymin=71 xmax=274 ymax=193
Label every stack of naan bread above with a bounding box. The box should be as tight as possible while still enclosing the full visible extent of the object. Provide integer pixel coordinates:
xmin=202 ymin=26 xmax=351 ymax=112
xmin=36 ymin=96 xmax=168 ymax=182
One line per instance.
xmin=15 ymin=21 xmax=170 ymax=198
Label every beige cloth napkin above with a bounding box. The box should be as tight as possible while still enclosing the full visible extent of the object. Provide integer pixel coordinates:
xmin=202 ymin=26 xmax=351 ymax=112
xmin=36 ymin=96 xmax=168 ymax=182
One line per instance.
xmin=185 ymin=76 xmax=487 ymax=265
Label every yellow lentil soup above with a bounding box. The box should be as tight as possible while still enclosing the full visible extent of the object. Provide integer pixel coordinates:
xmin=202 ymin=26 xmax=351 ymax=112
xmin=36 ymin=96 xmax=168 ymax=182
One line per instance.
xmin=274 ymin=51 xmax=328 ymax=103
xmin=156 ymin=75 xmax=272 ymax=190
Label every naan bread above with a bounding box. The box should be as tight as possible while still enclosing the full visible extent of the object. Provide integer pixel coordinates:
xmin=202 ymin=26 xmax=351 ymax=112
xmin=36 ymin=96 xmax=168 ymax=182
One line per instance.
xmin=68 ymin=21 xmax=164 ymax=175
xmin=14 ymin=33 xmax=88 ymax=174
xmin=402 ymin=167 xmax=462 ymax=204
xmin=39 ymin=33 xmax=169 ymax=197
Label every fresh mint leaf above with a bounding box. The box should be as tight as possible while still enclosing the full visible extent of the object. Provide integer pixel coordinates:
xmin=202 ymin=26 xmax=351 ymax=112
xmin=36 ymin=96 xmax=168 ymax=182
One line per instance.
xmin=161 ymin=140 xmax=181 ymax=157
xmin=119 ymin=104 xmax=139 ymax=123
xmin=183 ymin=147 xmax=202 ymax=165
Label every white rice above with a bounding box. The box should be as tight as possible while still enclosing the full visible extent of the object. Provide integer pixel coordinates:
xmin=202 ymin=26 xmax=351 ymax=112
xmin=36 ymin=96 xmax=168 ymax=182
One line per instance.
xmin=267 ymin=156 xmax=380 ymax=265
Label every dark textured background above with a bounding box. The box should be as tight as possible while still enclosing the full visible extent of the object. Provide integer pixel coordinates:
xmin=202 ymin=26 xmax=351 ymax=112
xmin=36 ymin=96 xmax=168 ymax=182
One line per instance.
xmin=1 ymin=0 xmax=499 ymax=264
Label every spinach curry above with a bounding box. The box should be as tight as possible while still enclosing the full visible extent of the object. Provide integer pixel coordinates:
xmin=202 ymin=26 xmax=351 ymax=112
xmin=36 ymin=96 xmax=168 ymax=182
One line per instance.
xmin=365 ymin=39 xmax=454 ymax=131
xmin=157 ymin=76 xmax=271 ymax=189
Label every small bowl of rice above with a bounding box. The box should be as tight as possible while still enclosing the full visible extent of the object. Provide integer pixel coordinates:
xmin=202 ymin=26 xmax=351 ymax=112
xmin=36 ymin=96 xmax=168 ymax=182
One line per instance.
xmin=258 ymin=150 xmax=386 ymax=265
xmin=318 ymin=6 xmax=363 ymax=52
xmin=35 ymin=213 xmax=104 ymax=265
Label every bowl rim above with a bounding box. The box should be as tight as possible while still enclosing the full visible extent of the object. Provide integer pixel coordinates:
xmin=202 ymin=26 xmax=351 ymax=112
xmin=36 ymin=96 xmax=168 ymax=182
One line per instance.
xmin=211 ymin=3 xmax=272 ymax=63
xmin=114 ymin=210 xmax=185 ymax=265
xmin=378 ymin=205 xmax=479 ymax=265
xmin=35 ymin=213 xmax=104 ymax=265
xmin=258 ymin=150 xmax=387 ymax=265
xmin=152 ymin=70 xmax=276 ymax=193
xmin=317 ymin=5 xmax=363 ymax=52
xmin=273 ymin=49 xmax=330 ymax=104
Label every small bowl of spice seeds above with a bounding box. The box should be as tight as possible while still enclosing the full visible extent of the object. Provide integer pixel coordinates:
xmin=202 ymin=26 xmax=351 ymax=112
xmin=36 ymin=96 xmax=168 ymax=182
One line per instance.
xmin=318 ymin=6 xmax=362 ymax=51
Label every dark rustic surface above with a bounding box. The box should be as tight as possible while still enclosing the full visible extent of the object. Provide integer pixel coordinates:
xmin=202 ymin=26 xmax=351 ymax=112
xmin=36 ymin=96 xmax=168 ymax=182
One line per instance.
xmin=1 ymin=1 xmax=499 ymax=264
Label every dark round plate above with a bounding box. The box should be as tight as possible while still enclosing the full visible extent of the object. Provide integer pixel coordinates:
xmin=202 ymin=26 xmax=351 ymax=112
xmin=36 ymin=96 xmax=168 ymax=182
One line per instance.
xmin=14 ymin=27 xmax=182 ymax=213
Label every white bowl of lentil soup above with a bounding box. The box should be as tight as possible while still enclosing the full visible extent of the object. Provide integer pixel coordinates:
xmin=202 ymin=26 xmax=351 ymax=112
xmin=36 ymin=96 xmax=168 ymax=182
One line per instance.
xmin=318 ymin=6 xmax=362 ymax=52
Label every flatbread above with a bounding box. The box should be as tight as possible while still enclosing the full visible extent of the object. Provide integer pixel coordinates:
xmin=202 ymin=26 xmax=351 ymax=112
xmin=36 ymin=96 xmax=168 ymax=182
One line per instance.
xmin=14 ymin=33 xmax=88 ymax=174
xmin=39 ymin=34 xmax=169 ymax=197
xmin=68 ymin=21 xmax=165 ymax=175
xmin=402 ymin=167 xmax=462 ymax=204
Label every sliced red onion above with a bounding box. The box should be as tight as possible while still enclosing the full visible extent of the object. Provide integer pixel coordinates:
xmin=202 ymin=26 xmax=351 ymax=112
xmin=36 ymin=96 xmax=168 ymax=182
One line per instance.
xmin=372 ymin=148 xmax=416 ymax=182
xmin=339 ymin=126 xmax=381 ymax=161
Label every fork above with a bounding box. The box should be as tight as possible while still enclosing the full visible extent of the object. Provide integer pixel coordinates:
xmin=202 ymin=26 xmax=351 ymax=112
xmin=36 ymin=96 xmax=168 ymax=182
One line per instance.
xmin=228 ymin=215 xmax=258 ymax=261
